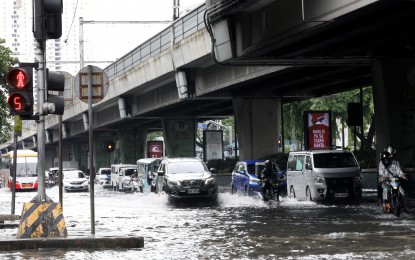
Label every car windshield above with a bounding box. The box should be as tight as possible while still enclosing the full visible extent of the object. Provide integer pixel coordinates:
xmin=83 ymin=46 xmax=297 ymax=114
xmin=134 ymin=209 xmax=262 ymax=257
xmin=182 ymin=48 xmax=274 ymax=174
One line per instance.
xmin=63 ymin=171 xmax=85 ymax=179
xmin=168 ymin=161 xmax=207 ymax=174
xmin=124 ymin=168 xmax=136 ymax=176
xmin=101 ymin=169 xmax=111 ymax=175
xmin=313 ymin=153 xmax=358 ymax=168
xmin=247 ymin=164 xmax=256 ymax=175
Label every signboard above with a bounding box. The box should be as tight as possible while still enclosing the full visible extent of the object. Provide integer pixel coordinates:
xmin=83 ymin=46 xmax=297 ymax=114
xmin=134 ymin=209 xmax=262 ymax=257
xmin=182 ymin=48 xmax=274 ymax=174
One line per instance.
xmin=203 ymin=130 xmax=223 ymax=161
xmin=304 ymin=111 xmax=332 ymax=150
xmin=74 ymin=65 xmax=109 ymax=104
xmin=148 ymin=141 xmax=163 ymax=158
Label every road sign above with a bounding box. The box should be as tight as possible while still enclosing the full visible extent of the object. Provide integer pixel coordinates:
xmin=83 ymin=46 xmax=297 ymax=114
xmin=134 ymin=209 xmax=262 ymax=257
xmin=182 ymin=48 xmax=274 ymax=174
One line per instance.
xmin=74 ymin=65 xmax=109 ymax=104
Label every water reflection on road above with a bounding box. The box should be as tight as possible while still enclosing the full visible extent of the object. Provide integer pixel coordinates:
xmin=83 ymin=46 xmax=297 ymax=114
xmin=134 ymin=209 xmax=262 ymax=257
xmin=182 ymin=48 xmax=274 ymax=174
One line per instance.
xmin=1 ymin=186 xmax=415 ymax=259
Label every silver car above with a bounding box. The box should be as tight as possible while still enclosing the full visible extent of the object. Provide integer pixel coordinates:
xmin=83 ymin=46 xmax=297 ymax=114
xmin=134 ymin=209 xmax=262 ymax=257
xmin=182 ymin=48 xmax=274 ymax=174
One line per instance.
xmin=62 ymin=170 xmax=89 ymax=192
xmin=158 ymin=157 xmax=218 ymax=203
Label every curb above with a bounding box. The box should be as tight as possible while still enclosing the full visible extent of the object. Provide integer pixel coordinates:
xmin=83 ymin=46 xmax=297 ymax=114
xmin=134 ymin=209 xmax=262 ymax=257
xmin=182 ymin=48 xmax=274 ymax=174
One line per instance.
xmin=0 ymin=236 xmax=144 ymax=251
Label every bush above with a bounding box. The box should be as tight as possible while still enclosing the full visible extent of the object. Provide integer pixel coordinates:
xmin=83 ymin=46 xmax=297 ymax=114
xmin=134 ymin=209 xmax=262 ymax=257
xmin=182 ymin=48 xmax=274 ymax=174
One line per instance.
xmin=207 ymin=158 xmax=239 ymax=173
xmin=353 ymin=148 xmax=377 ymax=169
xmin=258 ymin=153 xmax=289 ymax=170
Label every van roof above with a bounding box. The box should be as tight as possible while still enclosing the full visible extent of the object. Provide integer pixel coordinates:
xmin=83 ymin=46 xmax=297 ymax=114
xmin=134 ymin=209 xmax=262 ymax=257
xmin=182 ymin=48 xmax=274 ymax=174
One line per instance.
xmin=289 ymin=149 xmax=352 ymax=155
xmin=137 ymin=158 xmax=161 ymax=164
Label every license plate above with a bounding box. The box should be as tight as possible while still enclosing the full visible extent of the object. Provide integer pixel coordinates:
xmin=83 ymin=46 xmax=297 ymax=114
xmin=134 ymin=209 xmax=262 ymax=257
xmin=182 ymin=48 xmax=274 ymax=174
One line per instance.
xmin=23 ymin=184 xmax=31 ymax=188
xmin=334 ymin=193 xmax=348 ymax=198
xmin=188 ymin=189 xmax=199 ymax=194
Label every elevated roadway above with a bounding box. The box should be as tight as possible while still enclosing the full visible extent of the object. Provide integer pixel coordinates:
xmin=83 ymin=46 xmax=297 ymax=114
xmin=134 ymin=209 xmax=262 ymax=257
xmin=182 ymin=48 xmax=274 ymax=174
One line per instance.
xmin=1 ymin=1 xmax=415 ymax=173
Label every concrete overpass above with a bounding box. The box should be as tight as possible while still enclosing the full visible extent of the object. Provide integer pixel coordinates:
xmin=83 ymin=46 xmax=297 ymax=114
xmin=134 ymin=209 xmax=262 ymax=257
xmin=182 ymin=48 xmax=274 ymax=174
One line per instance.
xmin=2 ymin=1 xmax=415 ymax=174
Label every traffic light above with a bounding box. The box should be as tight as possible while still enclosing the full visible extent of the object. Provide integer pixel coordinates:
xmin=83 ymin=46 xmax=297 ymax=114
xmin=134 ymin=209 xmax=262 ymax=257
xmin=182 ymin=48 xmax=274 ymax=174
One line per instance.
xmin=33 ymin=0 xmax=63 ymax=40
xmin=6 ymin=67 xmax=34 ymax=116
xmin=107 ymin=142 xmax=115 ymax=152
xmin=43 ymin=69 xmax=65 ymax=115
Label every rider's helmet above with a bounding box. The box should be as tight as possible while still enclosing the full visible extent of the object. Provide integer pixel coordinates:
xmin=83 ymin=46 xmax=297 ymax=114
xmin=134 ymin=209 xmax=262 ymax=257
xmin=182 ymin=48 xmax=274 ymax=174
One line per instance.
xmin=380 ymin=151 xmax=392 ymax=167
xmin=384 ymin=146 xmax=396 ymax=158
xmin=265 ymin=160 xmax=271 ymax=169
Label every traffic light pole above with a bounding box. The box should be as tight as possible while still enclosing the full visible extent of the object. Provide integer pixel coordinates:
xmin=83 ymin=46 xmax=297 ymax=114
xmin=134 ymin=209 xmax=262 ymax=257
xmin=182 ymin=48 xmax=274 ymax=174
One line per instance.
xmin=34 ymin=40 xmax=47 ymax=202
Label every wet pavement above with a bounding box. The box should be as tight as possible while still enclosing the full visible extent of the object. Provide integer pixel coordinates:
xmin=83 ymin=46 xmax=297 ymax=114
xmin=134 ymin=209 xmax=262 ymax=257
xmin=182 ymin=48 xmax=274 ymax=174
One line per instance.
xmin=1 ymin=186 xmax=415 ymax=259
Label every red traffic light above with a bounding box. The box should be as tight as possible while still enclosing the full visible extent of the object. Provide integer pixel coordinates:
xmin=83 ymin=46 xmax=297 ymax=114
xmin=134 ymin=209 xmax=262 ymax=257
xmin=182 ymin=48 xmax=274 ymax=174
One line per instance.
xmin=7 ymin=93 xmax=32 ymax=113
xmin=7 ymin=68 xmax=32 ymax=90
xmin=6 ymin=67 xmax=34 ymax=116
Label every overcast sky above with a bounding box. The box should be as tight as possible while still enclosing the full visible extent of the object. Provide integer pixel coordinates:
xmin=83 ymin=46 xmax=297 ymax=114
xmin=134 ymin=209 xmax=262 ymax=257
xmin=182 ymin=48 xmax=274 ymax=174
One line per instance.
xmin=71 ymin=0 xmax=206 ymax=64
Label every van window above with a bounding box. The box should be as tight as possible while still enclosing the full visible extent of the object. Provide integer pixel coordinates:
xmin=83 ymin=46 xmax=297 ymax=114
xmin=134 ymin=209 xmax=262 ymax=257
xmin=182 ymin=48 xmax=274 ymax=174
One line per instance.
xmin=287 ymin=155 xmax=305 ymax=171
xmin=313 ymin=153 xmax=357 ymax=168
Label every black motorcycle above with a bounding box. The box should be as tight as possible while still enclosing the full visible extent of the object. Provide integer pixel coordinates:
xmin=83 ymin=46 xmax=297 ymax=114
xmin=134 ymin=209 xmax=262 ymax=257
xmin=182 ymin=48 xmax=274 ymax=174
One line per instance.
xmin=383 ymin=177 xmax=404 ymax=217
xmin=258 ymin=177 xmax=280 ymax=202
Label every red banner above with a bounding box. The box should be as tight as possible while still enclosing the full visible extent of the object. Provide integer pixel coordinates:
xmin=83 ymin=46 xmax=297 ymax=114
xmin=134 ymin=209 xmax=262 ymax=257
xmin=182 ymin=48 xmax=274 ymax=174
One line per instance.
xmin=148 ymin=141 xmax=163 ymax=158
xmin=306 ymin=112 xmax=331 ymax=149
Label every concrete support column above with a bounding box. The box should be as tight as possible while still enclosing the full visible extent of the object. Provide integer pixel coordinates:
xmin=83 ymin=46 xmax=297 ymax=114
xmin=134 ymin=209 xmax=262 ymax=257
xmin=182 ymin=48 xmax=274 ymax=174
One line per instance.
xmin=94 ymin=135 xmax=113 ymax=169
xmin=162 ymin=118 xmax=196 ymax=157
xmin=118 ymin=128 xmax=137 ymax=164
xmin=136 ymin=127 xmax=148 ymax=159
xmin=372 ymin=58 xmax=415 ymax=168
xmin=233 ymin=96 xmax=282 ymax=160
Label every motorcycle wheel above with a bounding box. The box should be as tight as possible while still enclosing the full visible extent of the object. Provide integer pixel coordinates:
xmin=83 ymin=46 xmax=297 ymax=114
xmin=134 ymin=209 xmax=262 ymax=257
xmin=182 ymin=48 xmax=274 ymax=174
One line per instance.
xmin=391 ymin=196 xmax=401 ymax=217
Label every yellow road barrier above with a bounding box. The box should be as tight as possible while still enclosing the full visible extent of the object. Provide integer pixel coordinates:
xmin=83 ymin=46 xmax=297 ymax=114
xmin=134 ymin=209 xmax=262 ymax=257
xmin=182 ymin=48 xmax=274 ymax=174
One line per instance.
xmin=16 ymin=202 xmax=67 ymax=238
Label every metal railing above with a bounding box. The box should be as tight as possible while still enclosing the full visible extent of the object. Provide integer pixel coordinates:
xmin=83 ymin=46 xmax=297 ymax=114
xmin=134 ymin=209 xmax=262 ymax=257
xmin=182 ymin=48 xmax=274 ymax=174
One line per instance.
xmin=104 ymin=3 xmax=206 ymax=80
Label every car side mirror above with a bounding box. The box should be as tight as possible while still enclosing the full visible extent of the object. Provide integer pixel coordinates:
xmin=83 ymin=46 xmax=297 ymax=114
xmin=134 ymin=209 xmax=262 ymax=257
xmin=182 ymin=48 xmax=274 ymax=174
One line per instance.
xmin=305 ymin=162 xmax=312 ymax=170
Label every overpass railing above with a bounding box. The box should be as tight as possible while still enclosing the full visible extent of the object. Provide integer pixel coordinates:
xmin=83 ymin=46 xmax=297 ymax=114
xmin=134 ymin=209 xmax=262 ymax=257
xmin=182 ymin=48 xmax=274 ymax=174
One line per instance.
xmin=104 ymin=3 xmax=206 ymax=80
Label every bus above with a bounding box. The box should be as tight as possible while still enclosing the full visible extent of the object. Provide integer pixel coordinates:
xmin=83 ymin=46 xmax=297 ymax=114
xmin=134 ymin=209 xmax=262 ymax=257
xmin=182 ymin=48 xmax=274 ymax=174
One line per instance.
xmin=0 ymin=149 xmax=38 ymax=191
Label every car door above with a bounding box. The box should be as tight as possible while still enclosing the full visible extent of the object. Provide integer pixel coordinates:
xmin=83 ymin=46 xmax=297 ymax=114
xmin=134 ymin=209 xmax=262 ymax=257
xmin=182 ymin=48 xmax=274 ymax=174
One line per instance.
xmin=232 ymin=163 xmax=243 ymax=191
xmin=293 ymin=154 xmax=306 ymax=199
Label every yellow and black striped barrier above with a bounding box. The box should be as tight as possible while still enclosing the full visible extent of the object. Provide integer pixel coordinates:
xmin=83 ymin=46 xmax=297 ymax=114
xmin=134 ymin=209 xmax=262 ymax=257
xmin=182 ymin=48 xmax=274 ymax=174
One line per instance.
xmin=16 ymin=202 xmax=67 ymax=238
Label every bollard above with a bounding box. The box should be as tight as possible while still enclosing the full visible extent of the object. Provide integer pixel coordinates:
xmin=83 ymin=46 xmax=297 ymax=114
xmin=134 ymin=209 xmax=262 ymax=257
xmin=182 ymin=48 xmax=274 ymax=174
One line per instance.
xmin=16 ymin=202 xmax=67 ymax=238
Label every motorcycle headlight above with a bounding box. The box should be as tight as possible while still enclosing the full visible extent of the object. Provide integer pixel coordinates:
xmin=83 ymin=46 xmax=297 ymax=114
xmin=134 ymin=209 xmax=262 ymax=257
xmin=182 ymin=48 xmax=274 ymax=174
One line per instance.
xmin=205 ymin=177 xmax=215 ymax=185
xmin=313 ymin=176 xmax=325 ymax=183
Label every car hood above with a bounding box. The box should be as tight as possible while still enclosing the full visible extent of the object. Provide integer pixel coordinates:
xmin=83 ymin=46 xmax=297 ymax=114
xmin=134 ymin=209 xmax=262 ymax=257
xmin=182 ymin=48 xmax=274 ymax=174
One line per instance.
xmin=63 ymin=178 xmax=87 ymax=182
xmin=168 ymin=172 xmax=212 ymax=180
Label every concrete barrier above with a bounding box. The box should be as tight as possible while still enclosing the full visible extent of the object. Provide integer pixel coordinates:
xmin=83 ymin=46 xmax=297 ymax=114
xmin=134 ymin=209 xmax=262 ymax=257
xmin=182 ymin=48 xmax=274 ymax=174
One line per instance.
xmin=214 ymin=173 xmax=231 ymax=192
xmin=0 ymin=236 xmax=144 ymax=251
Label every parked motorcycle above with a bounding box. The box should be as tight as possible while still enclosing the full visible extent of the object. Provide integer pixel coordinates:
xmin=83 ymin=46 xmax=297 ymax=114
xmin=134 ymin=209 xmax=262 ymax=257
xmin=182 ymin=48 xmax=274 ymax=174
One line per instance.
xmin=258 ymin=177 xmax=280 ymax=202
xmin=383 ymin=177 xmax=404 ymax=217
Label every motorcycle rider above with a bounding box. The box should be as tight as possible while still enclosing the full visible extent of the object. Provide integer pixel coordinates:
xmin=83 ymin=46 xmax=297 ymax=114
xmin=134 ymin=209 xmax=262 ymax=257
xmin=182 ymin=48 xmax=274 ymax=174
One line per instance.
xmin=378 ymin=148 xmax=409 ymax=213
xmin=259 ymin=160 xmax=279 ymax=201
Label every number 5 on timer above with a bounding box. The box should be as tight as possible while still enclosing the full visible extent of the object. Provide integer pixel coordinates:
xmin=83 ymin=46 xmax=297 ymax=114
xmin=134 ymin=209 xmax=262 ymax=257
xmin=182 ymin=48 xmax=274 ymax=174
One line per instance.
xmin=6 ymin=67 xmax=34 ymax=116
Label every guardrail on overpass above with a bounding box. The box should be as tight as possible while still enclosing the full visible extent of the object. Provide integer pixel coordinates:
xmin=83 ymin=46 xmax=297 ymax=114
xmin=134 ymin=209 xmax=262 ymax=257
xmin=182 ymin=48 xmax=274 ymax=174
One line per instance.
xmin=104 ymin=3 xmax=206 ymax=80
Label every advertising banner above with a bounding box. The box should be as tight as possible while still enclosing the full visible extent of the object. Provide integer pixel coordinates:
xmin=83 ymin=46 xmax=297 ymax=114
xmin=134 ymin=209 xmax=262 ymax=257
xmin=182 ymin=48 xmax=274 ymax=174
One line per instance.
xmin=148 ymin=141 xmax=163 ymax=158
xmin=304 ymin=111 xmax=332 ymax=150
xmin=203 ymin=130 xmax=223 ymax=161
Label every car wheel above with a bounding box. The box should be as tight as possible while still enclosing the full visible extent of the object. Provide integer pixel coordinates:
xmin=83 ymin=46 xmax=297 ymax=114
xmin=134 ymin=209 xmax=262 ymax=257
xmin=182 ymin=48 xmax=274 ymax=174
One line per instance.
xmin=139 ymin=186 xmax=144 ymax=193
xmin=306 ymin=187 xmax=312 ymax=201
xmin=290 ymin=186 xmax=296 ymax=198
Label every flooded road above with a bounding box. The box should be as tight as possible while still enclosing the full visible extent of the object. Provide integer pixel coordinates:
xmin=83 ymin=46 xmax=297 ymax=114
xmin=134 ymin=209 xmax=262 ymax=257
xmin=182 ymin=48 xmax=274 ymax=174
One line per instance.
xmin=1 ymin=186 xmax=415 ymax=259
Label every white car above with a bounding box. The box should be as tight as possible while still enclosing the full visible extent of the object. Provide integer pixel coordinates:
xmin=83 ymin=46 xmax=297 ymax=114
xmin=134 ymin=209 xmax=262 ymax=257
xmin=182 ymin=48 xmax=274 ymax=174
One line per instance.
xmin=62 ymin=170 xmax=89 ymax=192
xmin=96 ymin=167 xmax=111 ymax=187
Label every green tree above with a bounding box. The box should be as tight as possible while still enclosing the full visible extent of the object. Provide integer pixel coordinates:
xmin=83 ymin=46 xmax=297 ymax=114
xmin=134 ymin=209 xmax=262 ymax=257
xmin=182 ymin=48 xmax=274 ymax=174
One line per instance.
xmin=283 ymin=87 xmax=375 ymax=150
xmin=0 ymin=38 xmax=19 ymax=143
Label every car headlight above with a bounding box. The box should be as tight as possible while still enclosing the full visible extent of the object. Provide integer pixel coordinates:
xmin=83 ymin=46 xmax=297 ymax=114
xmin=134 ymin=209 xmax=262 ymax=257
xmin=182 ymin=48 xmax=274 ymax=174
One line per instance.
xmin=313 ymin=176 xmax=325 ymax=183
xmin=167 ymin=179 xmax=180 ymax=186
xmin=249 ymin=177 xmax=260 ymax=184
xmin=205 ymin=177 xmax=215 ymax=185
xmin=82 ymin=180 xmax=89 ymax=185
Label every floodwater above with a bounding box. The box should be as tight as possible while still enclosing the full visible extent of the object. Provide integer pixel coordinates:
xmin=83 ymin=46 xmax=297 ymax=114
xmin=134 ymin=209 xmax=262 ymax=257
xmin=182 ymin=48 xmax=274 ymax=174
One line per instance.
xmin=1 ymin=186 xmax=415 ymax=259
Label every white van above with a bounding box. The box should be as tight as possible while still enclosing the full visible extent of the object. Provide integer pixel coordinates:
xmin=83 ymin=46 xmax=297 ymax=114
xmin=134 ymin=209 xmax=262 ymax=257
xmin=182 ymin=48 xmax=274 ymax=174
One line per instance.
xmin=110 ymin=164 xmax=137 ymax=191
xmin=286 ymin=149 xmax=362 ymax=201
